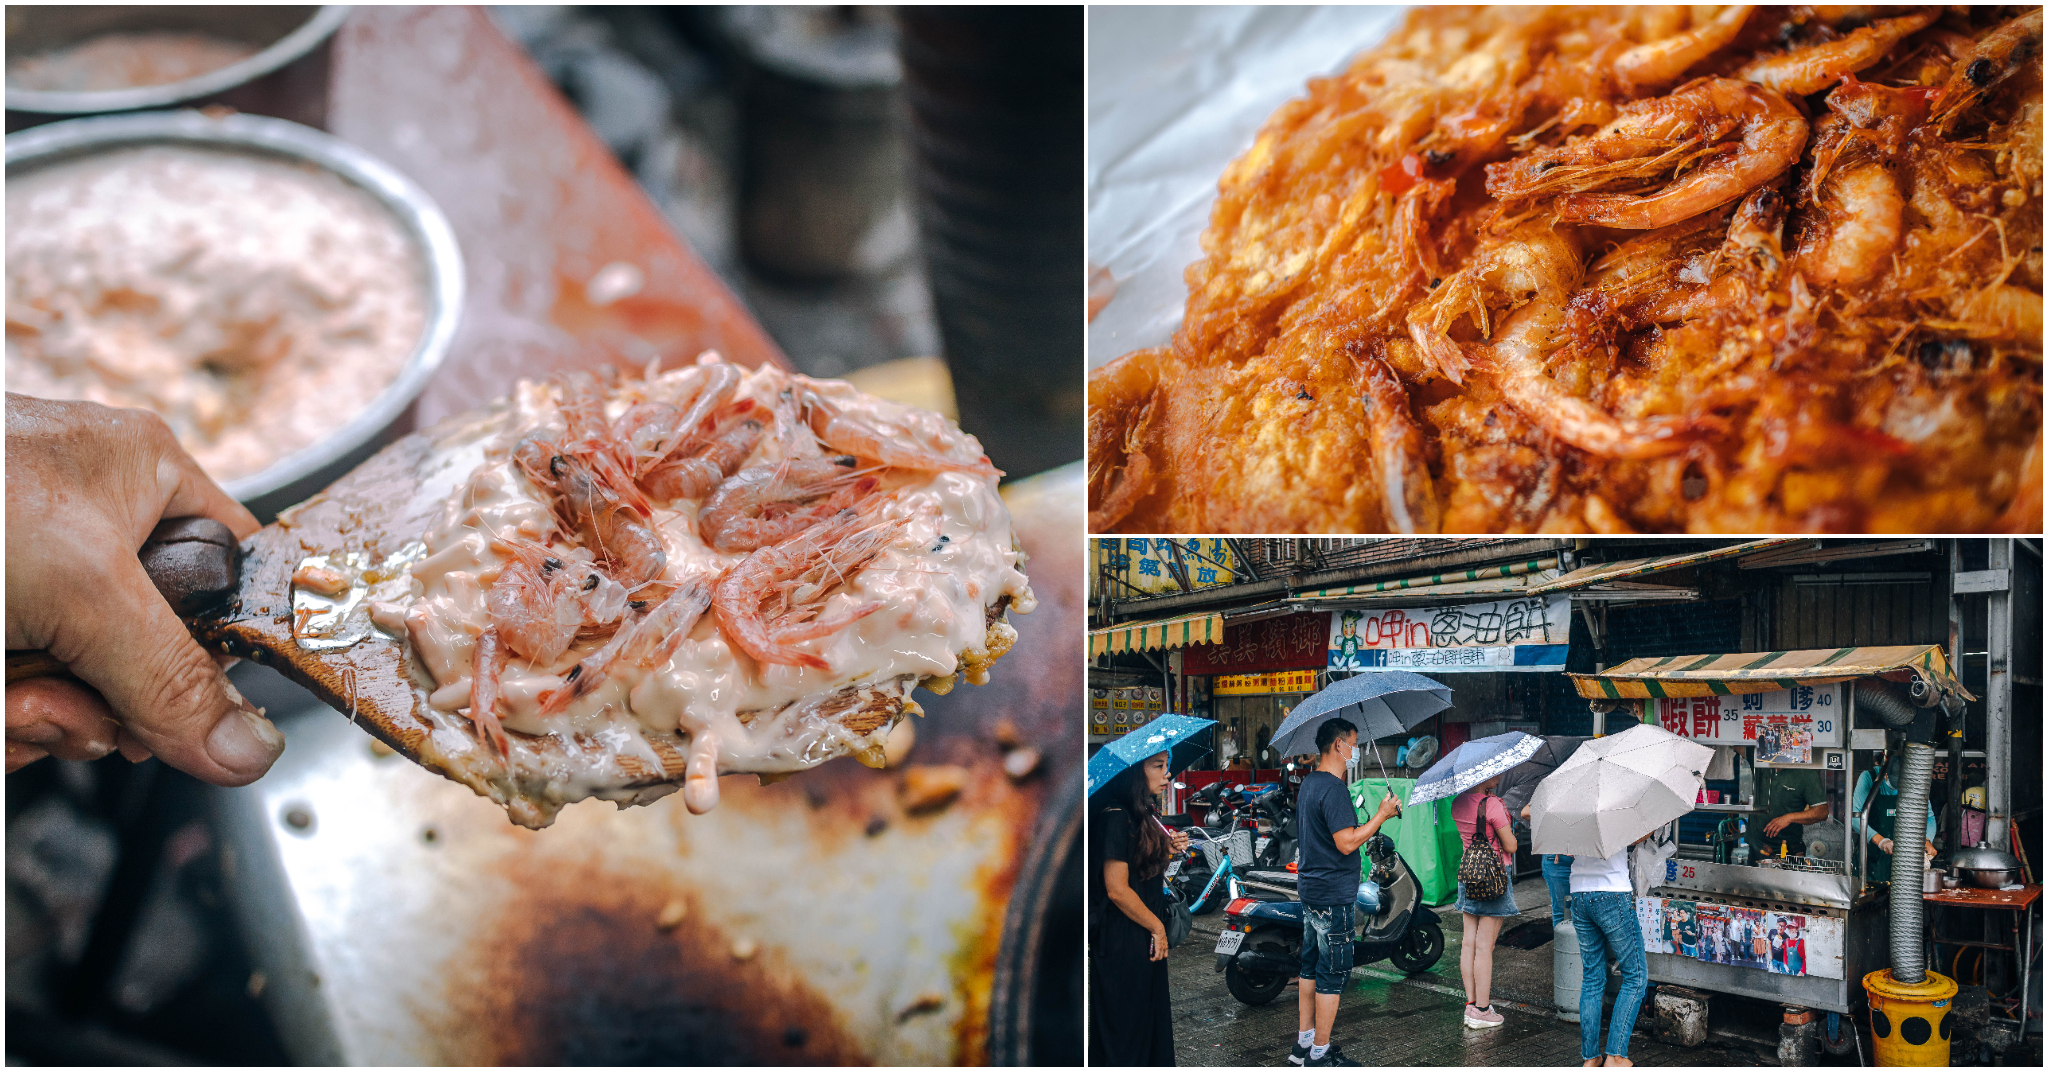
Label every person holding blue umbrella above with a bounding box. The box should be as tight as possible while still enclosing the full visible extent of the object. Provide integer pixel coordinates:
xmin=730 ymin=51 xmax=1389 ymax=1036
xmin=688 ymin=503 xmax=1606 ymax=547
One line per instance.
xmin=1088 ymin=714 xmax=1212 ymax=1066
xmin=1410 ymin=731 xmax=1545 ymax=1031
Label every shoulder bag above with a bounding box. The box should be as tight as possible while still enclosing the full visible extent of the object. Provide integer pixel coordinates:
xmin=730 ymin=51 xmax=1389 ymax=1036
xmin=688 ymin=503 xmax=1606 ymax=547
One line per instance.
xmin=1458 ymin=794 xmax=1511 ymax=902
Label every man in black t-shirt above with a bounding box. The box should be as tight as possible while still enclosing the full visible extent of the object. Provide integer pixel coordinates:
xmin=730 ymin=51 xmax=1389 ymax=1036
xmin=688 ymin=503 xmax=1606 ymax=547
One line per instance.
xmin=1288 ymin=717 xmax=1402 ymax=1068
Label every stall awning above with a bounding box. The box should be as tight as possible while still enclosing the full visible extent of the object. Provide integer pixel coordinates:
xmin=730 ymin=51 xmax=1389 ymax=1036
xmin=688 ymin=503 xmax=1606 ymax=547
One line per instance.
xmin=1296 ymin=538 xmax=1801 ymax=607
xmin=1570 ymin=644 xmax=1974 ymax=704
xmin=1089 ymin=612 xmax=1224 ymax=657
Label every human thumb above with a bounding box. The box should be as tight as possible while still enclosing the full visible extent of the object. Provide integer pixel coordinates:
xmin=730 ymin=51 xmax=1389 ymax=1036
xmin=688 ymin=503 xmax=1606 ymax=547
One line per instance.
xmin=55 ymin=552 xmax=283 ymax=786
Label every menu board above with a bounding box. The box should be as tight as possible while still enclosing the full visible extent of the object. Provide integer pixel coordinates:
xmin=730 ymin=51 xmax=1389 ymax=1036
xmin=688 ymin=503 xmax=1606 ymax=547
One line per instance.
xmin=1652 ymin=685 xmax=1845 ymax=759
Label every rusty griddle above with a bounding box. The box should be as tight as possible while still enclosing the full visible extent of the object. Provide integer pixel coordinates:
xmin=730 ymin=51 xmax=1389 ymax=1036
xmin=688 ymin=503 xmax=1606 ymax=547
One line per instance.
xmin=211 ymin=464 xmax=1080 ymax=1064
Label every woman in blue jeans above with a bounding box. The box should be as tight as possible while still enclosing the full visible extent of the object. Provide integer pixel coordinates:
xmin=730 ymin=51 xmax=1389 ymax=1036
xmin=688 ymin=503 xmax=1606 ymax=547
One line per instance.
xmin=1570 ymin=839 xmax=1648 ymax=1067
xmin=1521 ymin=804 xmax=1573 ymax=928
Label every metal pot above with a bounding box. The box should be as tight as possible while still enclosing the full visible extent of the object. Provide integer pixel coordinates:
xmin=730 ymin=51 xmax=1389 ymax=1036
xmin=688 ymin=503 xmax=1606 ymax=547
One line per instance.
xmin=5 ymin=109 xmax=463 ymax=522
xmin=1950 ymin=843 xmax=2022 ymax=889
xmin=5 ymin=6 xmax=349 ymax=130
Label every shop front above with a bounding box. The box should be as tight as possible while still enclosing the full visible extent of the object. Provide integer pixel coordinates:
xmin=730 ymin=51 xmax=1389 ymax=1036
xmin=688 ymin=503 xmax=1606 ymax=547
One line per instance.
xmin=1572 ymin=645 xmax=1974 ymax=1014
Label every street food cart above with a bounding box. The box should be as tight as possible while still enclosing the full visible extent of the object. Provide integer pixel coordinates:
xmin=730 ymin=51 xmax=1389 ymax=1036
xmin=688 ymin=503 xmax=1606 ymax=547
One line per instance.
xmin=1571 ymin=645 xmax=1973 ymax=1014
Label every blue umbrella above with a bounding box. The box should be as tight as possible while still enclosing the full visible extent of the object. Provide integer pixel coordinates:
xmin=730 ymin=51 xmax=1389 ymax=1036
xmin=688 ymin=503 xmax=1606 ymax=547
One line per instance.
xmin=1269 ymin=671 xmax=1452 ymax=760
xmin=1086 ymin=714 xmax=1217 ymax=797
xmin=1409 ymin=731 xmax=1545 ymax=805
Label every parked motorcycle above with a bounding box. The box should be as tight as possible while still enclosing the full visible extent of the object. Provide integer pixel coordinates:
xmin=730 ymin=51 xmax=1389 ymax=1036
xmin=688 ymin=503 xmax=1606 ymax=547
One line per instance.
xmin=1212 ymin=833 xmax=1445 ymax=1005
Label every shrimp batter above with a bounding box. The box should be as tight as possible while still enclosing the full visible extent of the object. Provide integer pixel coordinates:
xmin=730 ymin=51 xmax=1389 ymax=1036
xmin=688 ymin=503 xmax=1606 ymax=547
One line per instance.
xmin=1090 ymin=5 xmax=2042 ymax=533
xmin=299 ymin=354 xmax=1032 ymax=827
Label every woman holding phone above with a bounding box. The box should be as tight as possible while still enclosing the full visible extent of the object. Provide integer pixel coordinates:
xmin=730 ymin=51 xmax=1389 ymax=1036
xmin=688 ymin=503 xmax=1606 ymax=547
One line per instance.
xmin=1090 ymin=749 xmax=1189 ymax=1065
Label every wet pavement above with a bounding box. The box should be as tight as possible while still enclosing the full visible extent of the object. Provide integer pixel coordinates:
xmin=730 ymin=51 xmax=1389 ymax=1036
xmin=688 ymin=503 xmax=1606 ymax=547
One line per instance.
xmin=1170 ymin=875 xmax=1774 ymax=1067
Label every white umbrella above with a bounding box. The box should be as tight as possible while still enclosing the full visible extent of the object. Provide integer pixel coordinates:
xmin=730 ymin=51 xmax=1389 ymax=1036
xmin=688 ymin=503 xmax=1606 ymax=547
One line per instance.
xmin=1530 ymin=724 xmax=1713 ymax=859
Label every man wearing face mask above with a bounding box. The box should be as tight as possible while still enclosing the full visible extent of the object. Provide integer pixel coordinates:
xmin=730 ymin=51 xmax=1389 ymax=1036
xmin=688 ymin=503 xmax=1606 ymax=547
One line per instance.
xmin=1288 ymin=718 xmax=1402 ymax=1067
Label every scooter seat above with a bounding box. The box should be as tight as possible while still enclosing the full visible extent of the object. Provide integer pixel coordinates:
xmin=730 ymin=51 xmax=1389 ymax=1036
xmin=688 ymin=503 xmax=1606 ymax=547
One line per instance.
xmin=1240 ymin=900 xmax=1303 ymax=924
xmin=1245 ymin=870 xmax=1298 ymax=885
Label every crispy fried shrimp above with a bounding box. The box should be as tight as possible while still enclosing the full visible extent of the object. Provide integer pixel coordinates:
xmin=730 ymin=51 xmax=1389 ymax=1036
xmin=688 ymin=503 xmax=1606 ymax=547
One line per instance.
xmin=1086 ymin=349 xmax=1164 ymax=530
xmin=466 ymin=628 xmax=513 ymax=757
xmin=1457 ymin=223 xmax=1720 ymax=459
xmin=1490 ymin=78 xmax=1808 ymax=230
xmin=711 ymin=507 xmax=906 ymax=671
xmin=1616 ymin=5 xmax=1755 ymax=91
xmin=797 ymin=384 xmax=1000 ymax=476
xmin=538 ymin=578 xmax=712 ymax=717
xmin=641 ymin=401 xmax=766 ymax=504
xmin=1721 ymin=183 xmax=1790 ymax=281
xmin=1795 ymin=161 xmax=1903 ymax=287
xmin=1737 ymin=10 xmax=1940 ymax=96
xmin=698 ymin=459 xmax=880 ymax=554
xmin=1931 ymin=9 xmax=2043 ymax=132
xmin=1356 ymin=347 xmax=1440 ymax=533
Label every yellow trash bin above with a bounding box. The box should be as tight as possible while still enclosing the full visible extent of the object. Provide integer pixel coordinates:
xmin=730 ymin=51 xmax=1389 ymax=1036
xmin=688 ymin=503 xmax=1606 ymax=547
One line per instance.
xmin=1863 ymin=968 xmax=1957 ymax=1066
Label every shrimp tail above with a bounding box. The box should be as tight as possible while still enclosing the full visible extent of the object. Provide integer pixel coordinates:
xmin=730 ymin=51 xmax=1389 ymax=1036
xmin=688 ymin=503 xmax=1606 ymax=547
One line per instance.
xmin=467 ymin=628 xmax=513 ymax=757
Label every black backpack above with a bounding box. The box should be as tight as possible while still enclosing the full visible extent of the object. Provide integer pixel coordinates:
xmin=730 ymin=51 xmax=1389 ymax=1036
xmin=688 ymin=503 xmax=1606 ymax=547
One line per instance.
xmin=1458 ymin=794 xmax=1510 ymax=902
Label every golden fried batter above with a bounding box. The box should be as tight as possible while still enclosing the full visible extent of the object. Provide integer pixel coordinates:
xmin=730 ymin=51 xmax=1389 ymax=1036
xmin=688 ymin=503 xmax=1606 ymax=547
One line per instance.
xmin=1090 ymin=5 xmax=2043 ymax=533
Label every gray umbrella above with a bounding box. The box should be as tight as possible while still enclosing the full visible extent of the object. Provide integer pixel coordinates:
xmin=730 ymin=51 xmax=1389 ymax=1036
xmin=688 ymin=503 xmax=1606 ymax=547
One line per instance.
xmin=1498 ymin=736 xmax=1594 ymax=815
xmin=1270 ymin=671 xmax=1452 ymax=762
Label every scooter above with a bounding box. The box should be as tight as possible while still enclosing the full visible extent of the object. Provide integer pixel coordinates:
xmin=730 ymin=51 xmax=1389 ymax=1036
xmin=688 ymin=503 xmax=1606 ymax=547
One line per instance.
xmin=1212 ymin=833 xmax=1445 ymax=1005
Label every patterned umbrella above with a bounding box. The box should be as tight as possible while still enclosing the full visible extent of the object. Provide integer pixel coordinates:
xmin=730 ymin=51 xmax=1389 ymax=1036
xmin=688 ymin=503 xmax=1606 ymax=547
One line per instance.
xmin=1085 ymin=714 xmax=1217 ymax=797
xmin=1408 ymin=731 xmax=1546 ymax=805
xmin=1269 ymin=671 xmax=1452 ymax=760
xmin=1530 ymin=724 xmax=1714 ymax=858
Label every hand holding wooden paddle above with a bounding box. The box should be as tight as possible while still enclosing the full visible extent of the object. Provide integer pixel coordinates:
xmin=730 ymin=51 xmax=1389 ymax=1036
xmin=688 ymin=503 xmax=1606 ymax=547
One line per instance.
xmin=5 ymin=395 xmax=285 ymax=784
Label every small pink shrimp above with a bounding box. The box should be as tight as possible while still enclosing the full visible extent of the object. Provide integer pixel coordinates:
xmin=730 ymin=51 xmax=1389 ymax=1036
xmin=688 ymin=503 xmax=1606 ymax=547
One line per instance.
xmin=712 ymin=507 xmax=906 ymax=670
xmin=467 ymin=628 xmax=514 ymax=757
xmin=641 ymin=402 xmax=768 ymax=503
xmin=486 ymin=542 xmax=584 ymax=665
xmin=699 ymin=460 xmax=881 ymax=553
xmin=514 ymin=437 xmax=668 ymax=587
xmin=797 ymin=384 xmax=1001 ymax=477
xmin=537 ymin=578 xmax=712 ymax=716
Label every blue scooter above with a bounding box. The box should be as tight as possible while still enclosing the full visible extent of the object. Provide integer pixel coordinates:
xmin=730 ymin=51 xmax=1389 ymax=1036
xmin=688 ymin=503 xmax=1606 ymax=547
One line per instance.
xmin=1213 ymin=833 xmax=1445 ymax=1005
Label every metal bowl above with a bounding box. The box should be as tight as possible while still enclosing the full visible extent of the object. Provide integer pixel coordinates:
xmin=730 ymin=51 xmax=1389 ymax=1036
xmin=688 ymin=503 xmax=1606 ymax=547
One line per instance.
xmin=5 ymin=109 xmax=464 ymax=520
xmin=5 ymin=6 xmax=350 ymax=118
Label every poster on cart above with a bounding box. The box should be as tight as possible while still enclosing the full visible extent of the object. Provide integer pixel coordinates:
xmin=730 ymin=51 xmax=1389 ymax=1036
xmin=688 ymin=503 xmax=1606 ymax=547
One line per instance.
xmin=1639 ymin=897 xmax=1845 ymax=979
xmin=1325 ymin=595 xmax=1571 ymax=673
xmin=1650 ymin=684 xmax=1846 ymax=756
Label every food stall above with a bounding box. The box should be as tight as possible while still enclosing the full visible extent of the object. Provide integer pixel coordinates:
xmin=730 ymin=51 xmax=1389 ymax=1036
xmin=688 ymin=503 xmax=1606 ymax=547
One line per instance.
xmin=1571 ymin=645 xmax=1973 ymax=1014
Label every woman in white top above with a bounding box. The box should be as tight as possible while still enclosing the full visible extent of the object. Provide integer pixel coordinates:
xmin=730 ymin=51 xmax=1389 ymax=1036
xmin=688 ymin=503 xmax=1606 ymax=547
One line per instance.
xmin=1569 ymin=836 xmax=1650 ymax=1067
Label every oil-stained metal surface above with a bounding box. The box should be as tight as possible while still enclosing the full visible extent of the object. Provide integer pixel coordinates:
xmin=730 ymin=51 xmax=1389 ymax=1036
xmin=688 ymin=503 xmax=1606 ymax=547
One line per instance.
xmin=215 ymin=464 xmax=1081 ymax=1065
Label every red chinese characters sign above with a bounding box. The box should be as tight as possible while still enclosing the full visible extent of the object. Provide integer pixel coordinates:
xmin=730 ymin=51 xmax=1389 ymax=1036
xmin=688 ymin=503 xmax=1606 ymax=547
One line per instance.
xmin=1183 ymin=612 xmax=1332 ymax=675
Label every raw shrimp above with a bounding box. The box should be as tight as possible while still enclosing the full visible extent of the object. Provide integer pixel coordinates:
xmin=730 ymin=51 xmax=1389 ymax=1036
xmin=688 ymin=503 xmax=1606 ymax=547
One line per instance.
xmin=611 ymin=361 xmax=744 ymax=476
xmin=486 ymin=541 xmax=584 ymax=665
xmin=1442 ymin=223 xmax=1718 ymax=459
xmin=513 ymin=436 xmax=669 ymax=587
xmin=699 ymin=460 xmax=881 ymax=553
xmin=537 ymin=578 xmax=712 ymax=717
xmin=466 ymin=628 xmax=513 ymax=756
xmin=712 ymin=507 xmax=906 ymax=670
xmin=640 ymin=402 xmax=766 ymax=503
xmin=1616 ymin=5 xmax=1755 ymax=91
xmin=1794 ymin=161 xmax=1902 ymax=287
xmin=1736 ymin=10 xmax=1940 ymax=97
xmin=1488 ymin=77 xmax=1808 ymax=230
xmin=556 ymin=371 xmax=652 ymax=519
xmin=797 ymin=384 xmax=1001 ymax=476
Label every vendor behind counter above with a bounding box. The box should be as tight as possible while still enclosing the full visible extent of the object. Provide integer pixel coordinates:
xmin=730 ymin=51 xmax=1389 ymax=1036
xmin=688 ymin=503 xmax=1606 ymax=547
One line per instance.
xmin=1753 ymin=765 xmax=1829 ymax=859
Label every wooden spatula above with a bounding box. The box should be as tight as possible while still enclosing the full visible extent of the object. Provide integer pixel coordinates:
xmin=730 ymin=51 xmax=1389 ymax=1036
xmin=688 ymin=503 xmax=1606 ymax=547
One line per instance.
xmin=8 ymin=400 xmax=695 ymax=828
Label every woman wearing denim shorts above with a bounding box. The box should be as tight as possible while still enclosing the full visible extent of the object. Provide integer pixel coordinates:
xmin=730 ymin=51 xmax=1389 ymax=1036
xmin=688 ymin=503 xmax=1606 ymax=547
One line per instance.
xmin=1451 ymin=779 xmax=1517 ymax=1029
xmin=1570 ymin=842 xmax=1648 ymax=1067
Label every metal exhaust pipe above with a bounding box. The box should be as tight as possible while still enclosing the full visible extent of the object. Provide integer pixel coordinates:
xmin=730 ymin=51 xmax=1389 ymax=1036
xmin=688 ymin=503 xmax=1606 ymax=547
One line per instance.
xmin=1887 ymin=742 xmax=1937 ymax=983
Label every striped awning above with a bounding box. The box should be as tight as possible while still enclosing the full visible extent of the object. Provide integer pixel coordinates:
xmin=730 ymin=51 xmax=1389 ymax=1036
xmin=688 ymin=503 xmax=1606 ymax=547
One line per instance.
xmin=1295 ymin=556 xmax=1560 ymax=598
xmin=1571 ymin=644 xmax=1974 ymax=704
xmin=1089 ymin=612 xmax=1224 ymax=657
xmin=1525 ymin=538 xmax=1802 ymax=593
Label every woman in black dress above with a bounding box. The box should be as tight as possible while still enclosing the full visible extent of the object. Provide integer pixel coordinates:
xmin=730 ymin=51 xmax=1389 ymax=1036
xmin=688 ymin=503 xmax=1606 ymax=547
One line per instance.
xmin=1090 ymin=749 xmax=1185 ymax=1065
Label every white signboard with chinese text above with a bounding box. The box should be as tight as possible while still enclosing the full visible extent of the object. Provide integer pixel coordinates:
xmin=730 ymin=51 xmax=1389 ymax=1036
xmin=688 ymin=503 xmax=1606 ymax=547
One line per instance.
xmin=1327 ymin=595 xmax=1571 ymax=673
xmin=1651 ymin=685 xmax=1845 ymax=761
